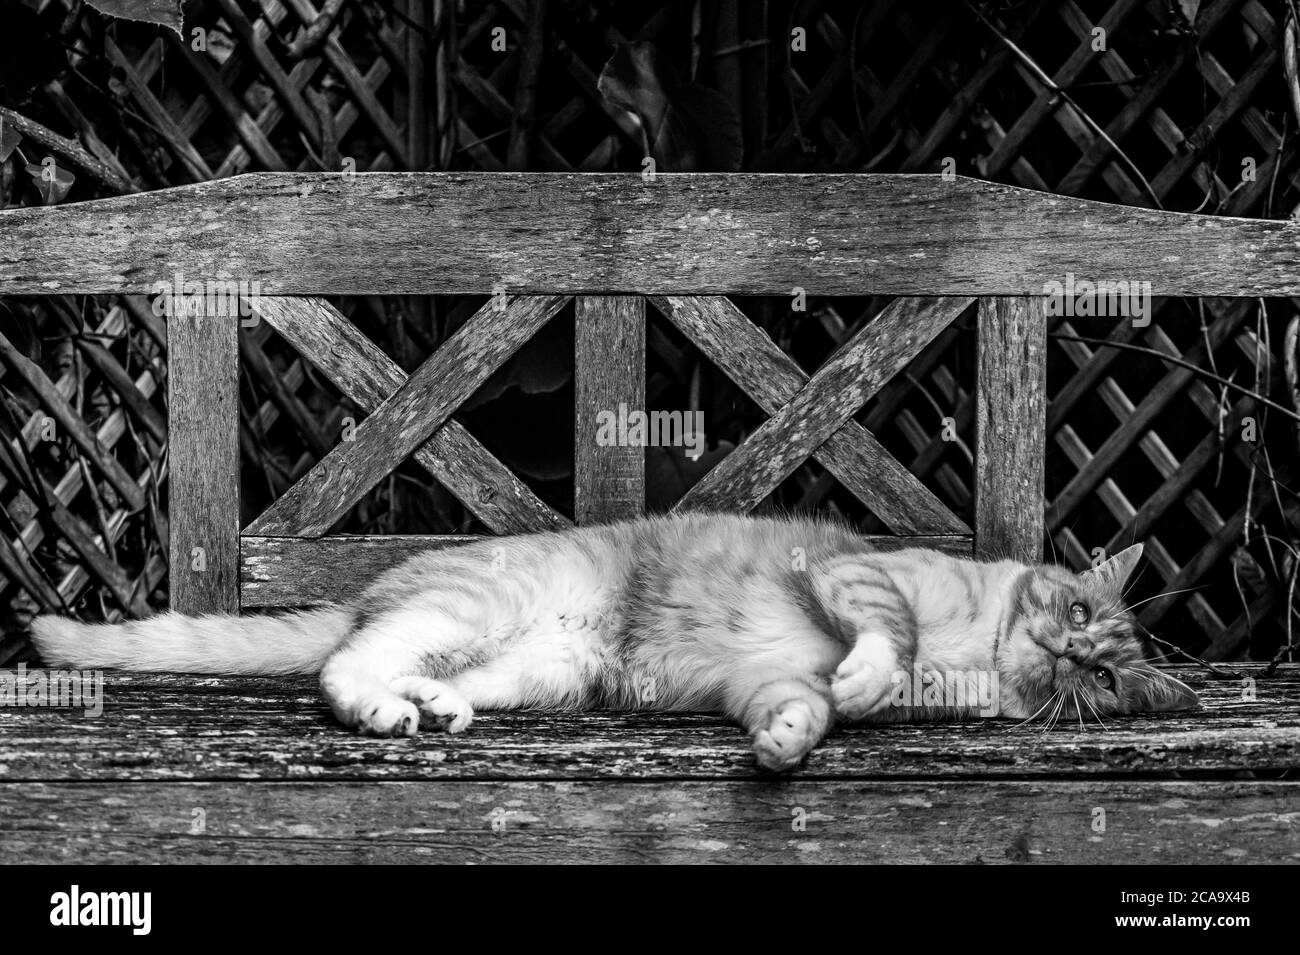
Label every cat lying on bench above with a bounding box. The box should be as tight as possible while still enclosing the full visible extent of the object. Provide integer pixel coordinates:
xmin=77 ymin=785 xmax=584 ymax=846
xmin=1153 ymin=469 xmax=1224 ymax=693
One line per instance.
xmin=31 ymin=513 xmax=1198 ymax=771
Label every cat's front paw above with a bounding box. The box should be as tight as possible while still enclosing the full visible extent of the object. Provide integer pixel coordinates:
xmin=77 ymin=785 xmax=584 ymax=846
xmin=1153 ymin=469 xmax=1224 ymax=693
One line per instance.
xmin=391 ymin=676 xmax=474 ymax=734
xmin=355 ymin=695 xmax=421 ymax=738
xmin=831 ymin=637 xmax=900 ymax=721
xmin=752 ymin=698 xmax=821 ymax=772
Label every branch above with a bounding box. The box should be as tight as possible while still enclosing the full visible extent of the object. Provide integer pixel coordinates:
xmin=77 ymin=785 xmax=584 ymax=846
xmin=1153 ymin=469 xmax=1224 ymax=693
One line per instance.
xmin=964 ymin=0 xmax=1163 ymax=209
xmin=287 ymin=0 xmax=349 ymax=59
xmin=1050 ymin=333 xmax=1300 ymax=424
xmin=0 ymin=106 xmax=137 ymax=195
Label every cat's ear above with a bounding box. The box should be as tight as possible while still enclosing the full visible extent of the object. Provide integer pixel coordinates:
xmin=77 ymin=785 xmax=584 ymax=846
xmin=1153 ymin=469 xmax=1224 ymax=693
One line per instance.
xmin=1130 ymin=668 xmax=1200 ymax=713
xmin=1080 ymin=543 xmax=1144 ymax=594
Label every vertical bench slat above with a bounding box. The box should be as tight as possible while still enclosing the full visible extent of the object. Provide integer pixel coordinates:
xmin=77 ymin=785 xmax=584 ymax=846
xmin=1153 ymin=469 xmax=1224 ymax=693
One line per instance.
xmin=168 ymin=315 xmax=240 ymax=613
xmin=574 ymin=296 xmax=646 ymax=525
xmin=975 ymin=297 xmax=1047 ymax=563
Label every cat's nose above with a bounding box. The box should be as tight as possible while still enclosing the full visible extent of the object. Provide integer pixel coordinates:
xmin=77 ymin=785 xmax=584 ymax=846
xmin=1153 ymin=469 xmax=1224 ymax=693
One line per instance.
xmin=1064 ymin=635 xmax=1095 ymax=660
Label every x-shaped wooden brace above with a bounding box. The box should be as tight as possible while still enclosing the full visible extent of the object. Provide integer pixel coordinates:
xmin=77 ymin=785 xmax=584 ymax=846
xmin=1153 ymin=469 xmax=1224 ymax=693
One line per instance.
xmin=244 ymin=295 xmax=572 ymax=537
xmin=649 ymin=295 xmax=972 ymax=535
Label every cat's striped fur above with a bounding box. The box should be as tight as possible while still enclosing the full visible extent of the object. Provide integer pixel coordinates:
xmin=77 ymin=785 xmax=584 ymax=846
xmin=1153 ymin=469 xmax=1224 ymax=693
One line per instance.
xmin=31 ymin=513 xmax=1197 ymax=771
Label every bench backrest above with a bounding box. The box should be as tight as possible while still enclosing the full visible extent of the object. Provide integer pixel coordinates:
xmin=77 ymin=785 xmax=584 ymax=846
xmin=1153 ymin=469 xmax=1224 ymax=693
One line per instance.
xmin=3 ymin=172 xmax=1294 ymax=612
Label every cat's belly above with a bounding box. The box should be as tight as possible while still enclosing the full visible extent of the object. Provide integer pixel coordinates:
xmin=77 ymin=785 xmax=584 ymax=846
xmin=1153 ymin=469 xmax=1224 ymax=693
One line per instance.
xmin=443 ymin=608 xmax=623 ymax=709
xmin=440 ymin=610 xmax=722 ymax=711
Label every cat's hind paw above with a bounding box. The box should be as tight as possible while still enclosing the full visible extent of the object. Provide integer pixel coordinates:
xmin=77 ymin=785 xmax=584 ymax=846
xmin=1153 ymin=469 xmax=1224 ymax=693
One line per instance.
xmin=752 ymin=698 xmax=821 ymax=772
xmin=831 ymin=637 xmax=900 ymax=721
xmin=390 ymin=677 xmax=474 ymax=734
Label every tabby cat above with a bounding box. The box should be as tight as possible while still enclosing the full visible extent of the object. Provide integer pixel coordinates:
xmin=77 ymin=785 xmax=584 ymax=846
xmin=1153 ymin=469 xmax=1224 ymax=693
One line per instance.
xmin=31 ymin=513 xmax=1197 ymax=771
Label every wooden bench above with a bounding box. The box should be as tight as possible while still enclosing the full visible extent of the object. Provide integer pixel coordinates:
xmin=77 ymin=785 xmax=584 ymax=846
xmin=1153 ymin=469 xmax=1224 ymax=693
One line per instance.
xmin=1 ymin=172 xmax=1298 ymax=863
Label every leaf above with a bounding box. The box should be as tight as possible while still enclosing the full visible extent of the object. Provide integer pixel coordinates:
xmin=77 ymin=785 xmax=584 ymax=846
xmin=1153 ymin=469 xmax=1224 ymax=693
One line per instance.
xmin=597 ymin=42 xmax=672 ymax=158
xmin=0 ymin=120 xmax=21 ymax=163
xmin=1232 ymin=546 xmax=1271 ymax=592
xmin=24 ymin=160 xmax=75 ymax=205
xmin=462 ymin=316 xmax=572 ymax=412
xmin=597 ymin=41 xmax=743 ymax=171
xmin=1177 ymin=0 xmax=1201 ymax=26
xmin=83 ymin=0 xmax=184 ymax=38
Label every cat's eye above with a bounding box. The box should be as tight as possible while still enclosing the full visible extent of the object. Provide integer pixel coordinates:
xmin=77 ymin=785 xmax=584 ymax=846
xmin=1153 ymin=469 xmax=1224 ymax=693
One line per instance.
xmin=1094 ymin=667 xmax=1114 ymax=691
xmin=1069 ymin=601 xmax=1090 ymax=625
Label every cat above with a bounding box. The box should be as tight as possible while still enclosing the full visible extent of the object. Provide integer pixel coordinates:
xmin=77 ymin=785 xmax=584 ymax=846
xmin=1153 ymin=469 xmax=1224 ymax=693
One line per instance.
xmin=30 ymin=512 xmax=1198 ymax=771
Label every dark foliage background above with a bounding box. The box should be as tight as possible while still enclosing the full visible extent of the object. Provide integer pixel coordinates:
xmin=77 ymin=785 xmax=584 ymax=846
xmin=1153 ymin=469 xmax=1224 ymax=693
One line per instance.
xmin=1 ymin=0 xmax=1298 ymax=665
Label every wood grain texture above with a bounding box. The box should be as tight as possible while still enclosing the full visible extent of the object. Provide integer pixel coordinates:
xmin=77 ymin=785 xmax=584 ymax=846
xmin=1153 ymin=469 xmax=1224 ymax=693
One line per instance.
xmin=168 ymin=316 xmax=240 ymax=613
xmin=244 ymin=295 xmax=569 ymax=537
xmin=574 ymin=296 xmax=646 ymax=524
xmin=670 ymin=297 xmax=970 ymax=515
xmin=252 ymin=297 xmax=570 ymax=534
xmin=3 ymin=172 xmax=1299 ymax=296
xmin=3 ymin=667 xmax=1294 ymax=782
xmin=652 ymin=295 xmax=970 ymax=533
xmin=976 ymin=297 xmax=1047 ymax=562
xmin=2 ymin=780 xmax=1294 ymax=864
xmin=240 ymin=533 xmax=973 ymax=607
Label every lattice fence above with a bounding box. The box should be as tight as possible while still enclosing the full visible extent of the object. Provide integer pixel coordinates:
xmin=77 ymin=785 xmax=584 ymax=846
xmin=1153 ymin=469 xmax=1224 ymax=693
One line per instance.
xmin=2 ymin=0 xmax=1298 ymax=663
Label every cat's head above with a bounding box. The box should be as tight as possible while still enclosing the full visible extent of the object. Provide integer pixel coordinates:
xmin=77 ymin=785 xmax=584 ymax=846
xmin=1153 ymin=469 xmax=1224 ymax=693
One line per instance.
xmin=998 ymin=544 xmax=1199 ymax=723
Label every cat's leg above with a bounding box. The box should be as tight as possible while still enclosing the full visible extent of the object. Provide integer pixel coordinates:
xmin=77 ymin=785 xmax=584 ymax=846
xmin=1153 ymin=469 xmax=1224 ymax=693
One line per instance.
xmin=737 ymin=677 xmax=833 ymax=772
xmin=319 ymin=607 xmax=479 ymax=738
xmin=830 ymin=632 xmax=905 ymax=720
xmin=817 ymin=560 xmax=918 ymax=722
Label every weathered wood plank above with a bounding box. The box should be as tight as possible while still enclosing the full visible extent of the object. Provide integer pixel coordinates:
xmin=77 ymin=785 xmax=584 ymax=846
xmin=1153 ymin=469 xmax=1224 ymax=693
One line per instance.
xmin=241 ymin=534 xmax=478 ymax=606
xmin=239 ymin=533 xmax=973 ymax=607
xmin=651 ymin=295 xmax=970 ymax=533
xmin=672 ymin=297 xmax=970 ymax=514
xmin=3 ymin=173 xmax=1299 ymax=296
xmin=168 ymin=316 xmax=240 ymax=613
xmin=244 ymin=295 xmax=569 ymax=537
xmin=2 ymin=780 xmax=1294 ymax=864
xmin=574 ymin=296 xmax=646 ymax=524
xmin=252 ymin=296 xmax=571 ymax=534
xmin=2 ymin=668 xmax=1294 ymax=781
xmin=975 ymin=297 xmax=1047 ymax=562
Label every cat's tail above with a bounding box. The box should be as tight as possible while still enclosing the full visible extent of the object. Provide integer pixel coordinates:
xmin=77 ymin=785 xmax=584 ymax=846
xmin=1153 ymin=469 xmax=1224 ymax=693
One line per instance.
xmin=29 ymin=607 xmax=352 ymax=676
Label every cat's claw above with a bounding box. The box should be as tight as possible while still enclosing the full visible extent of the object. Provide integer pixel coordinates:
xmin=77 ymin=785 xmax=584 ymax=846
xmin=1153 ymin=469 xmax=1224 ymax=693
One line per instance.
xmin=831 ymin=637 xmax=899 ymax=721
xmin=752 ymin=698 xmax=820 ymax=772
xmin=391 ymin=677 xmax=474 ymax=734
xmin=356 ymin=696 xmax=421 ymax=738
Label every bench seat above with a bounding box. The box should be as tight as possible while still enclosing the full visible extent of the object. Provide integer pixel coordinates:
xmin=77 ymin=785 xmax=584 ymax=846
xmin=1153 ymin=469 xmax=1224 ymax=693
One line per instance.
xmin=1 ymin=665 xmax=1295 ymax=863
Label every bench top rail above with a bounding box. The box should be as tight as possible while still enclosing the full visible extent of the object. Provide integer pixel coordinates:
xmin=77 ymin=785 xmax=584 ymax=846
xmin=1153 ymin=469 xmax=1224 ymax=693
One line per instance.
xmin=2 ymin=172 xmax=1297 ymax=297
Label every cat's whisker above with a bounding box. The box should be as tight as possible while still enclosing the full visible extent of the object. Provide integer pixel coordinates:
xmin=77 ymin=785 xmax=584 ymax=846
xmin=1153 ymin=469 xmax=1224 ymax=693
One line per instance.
xmin=1071 ymin=688 xmax=1085 ymax=731
xmin=1134 ymin=623 xmax=1238 ymax=677
xmin=1120 ymin=586 xmax=1202 ymax=616
xmin=1081 ymin=691 xmax=1109 ymax=730
xmin=1039 ymin=692 xmax=1066 ymax=735
xmin=1015 ymin=690 xmax=1060 ymax=728
xmin=1134 ymin=664 xmax=1197 ymax=699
